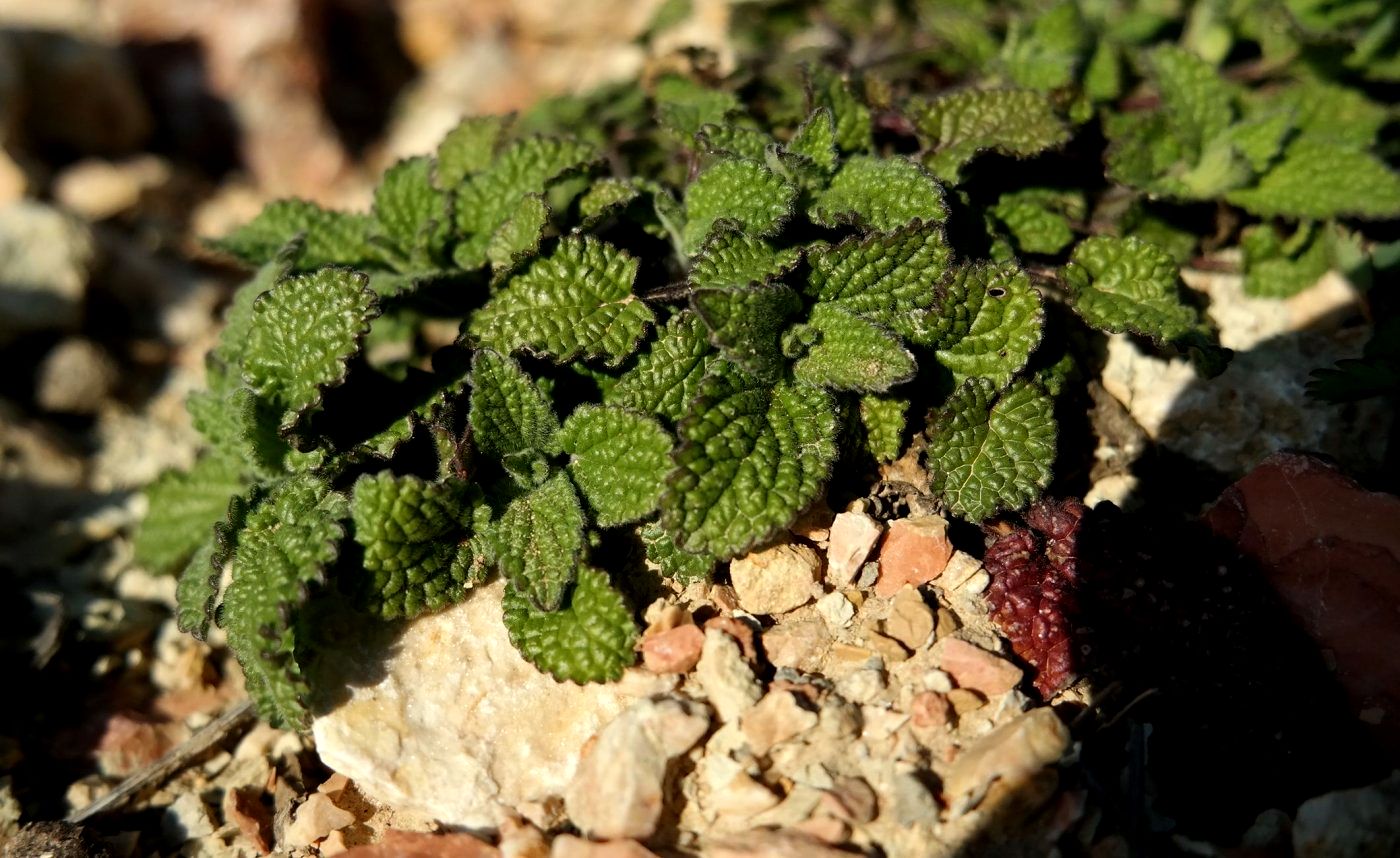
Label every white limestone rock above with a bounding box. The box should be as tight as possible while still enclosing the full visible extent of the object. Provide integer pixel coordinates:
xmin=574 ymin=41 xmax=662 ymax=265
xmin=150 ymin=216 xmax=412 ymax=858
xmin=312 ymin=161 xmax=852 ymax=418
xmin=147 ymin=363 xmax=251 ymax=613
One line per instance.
xmin=310 ymin=580 xmax=671 ymax=829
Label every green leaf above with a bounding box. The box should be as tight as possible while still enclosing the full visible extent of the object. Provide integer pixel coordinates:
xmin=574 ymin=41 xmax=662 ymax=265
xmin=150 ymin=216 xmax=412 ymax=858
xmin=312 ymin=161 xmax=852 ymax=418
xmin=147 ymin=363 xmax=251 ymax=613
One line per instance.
xmin=222 ymin=475 xmax=349 ymax=728
xmin=688 ymin=230 xmax=802 ymax=290
xmin=577 ymin=178 xmax=641 ymax=227
xmin=784 ymin=108 xmax=838 ymax=174
xmin=640 ymin=521 xmax=714 ymax=583
xmin=661 ymin=365 xmax=838 ymax=558
xmin=502 ymin=565 xmax=637 ymax=683
xmin=907 ymin=89 xmax=1070 ymax=183
xmin=1083 ymin=41 xmax=1123 ymax=102
xmin=188 ymin=386 xmax=288 ymax=479
xmin=808 ymin=155 xmax=948 ymax=230
xmin=682 ymin=158 xmax=796 ymax=255
xmin=1226 ymin=139 xmax=1400 ymax=220
xmin=492 ymin=471 xmax=586 ymax=611
xmin=1148 ymin=45 xmax=1235 ymax=160
xmin=698 ymin=123 xmax=774 ymax=160
xmin=468 ymin=350 xmax=561 ymax=459
xmin=242 ymin=268 xmax=379 ymax=441
xmin=1241 ymin=222 xmax=1333 ymax=298
xmin=212 ymin=241 xmax=303 ymax=372
xmin=607 ymin=311 xmax=719 ymax=424
xmin=859 ymin=394 xmax=908 ymax=462
xmin=807 ymin=66 xmax=873 ymax=153
xmin=1063 ymin=236 xmax=1200 ymax=343
xmin=791 ymin=304 xmax=917 ymax=392
xmin=935 ymin=264 xmax=1044 ymax=388
xmin=559 ymin=405 xmax=672 ymax=527
xmin=927 ymin=379 xmax=1056 ymax=521
xmin=436 ymin=115 xmax=511 ymax=188
xmin=351 ymin=473 xmax=474 ymax=619
xmin=486 ymin=193 xmax=550 ymax=270
xmin=997 ymin=0 xmax=1088 ymax=91
xmin=371 ymin=156 xmax=451 ymax=266
xmin=213 ymin=200 xmax=373 ymax=270
xmin=470 ymin=236 xmax=653 ymax=366
xmin=1221 ymin=109 xmax=1294 ymax=173
xmin=175 ymin=488 xmax=254 ymax=641
xmin=805 ymin=221 xmax=953 ymax=341
xmin=692 ymin=282 xmax=802 ymax=382
xmin=989 ymin=188 xmax=1084 ymax=255
xmin=453 ymin=136 xmax=599 ymax=268
xmin=136 ymin=454 xmax=249 ymax=576
xmin=1262 ymin=80 xmax=1389 ymax=149
xmin=654 ymin=74 xmax=743 ymax=141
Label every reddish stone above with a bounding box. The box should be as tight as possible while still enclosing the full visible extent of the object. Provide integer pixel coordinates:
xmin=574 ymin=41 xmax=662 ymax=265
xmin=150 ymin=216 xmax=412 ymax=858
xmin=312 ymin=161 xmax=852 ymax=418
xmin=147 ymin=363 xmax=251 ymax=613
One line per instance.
xmin=874 ymin=516 xmax=954 ymax=596
xmin=640 ymin=624 xmax=704 ymax=674
xmin=703 ymin=615 xmax=759 ymax=661
xmin=94 ymin=712 xmax=172 ymax=776
xmin=222 ymin=787 xmax=273 ymax=854
xmin=910 ymin=691 xmax=954 ymax=730
xmin=1204 ymin=452 xmax=1400 ymax=751
xmin=935 ymin=638 xmax=1023 ymax=697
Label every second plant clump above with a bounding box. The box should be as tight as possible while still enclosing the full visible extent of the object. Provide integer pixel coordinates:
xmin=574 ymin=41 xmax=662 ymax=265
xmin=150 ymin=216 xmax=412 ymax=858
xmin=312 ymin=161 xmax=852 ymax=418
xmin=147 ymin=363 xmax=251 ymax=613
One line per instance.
xmin=134 ymin=31 xmax=1398 ymax=727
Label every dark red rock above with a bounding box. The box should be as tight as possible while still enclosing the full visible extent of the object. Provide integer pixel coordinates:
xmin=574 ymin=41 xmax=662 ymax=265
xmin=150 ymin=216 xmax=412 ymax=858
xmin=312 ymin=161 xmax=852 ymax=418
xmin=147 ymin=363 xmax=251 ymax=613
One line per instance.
xmin=1204 ymin=451 xmax=1400 ymax=751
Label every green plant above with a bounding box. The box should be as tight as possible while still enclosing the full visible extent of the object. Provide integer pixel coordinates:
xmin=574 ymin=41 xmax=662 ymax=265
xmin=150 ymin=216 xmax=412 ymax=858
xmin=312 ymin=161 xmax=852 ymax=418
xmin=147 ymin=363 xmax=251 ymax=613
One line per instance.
xmin=134 ymin=0 xmax=1399 ymax=728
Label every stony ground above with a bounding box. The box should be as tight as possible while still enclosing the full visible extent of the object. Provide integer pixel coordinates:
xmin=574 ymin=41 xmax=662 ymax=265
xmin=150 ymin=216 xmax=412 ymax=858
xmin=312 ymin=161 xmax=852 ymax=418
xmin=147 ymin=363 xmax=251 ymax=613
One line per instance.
xmin=3 ymin=2 xmax=1399 ymax=857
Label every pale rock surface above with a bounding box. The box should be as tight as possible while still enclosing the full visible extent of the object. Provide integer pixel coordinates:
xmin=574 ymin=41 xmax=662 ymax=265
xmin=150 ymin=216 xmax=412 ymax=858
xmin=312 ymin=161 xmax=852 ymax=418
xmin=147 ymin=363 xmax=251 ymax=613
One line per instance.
xmin=0 ymin=202 xmax=94 ymax=342
xmin=728 ymin=540 xmax=820 ymax=615
xmin=35 ymin=337 xmax=119 ymax=414
xmin=825 ymin=511 xmax=883 ymax=586
xmin=311 ymin=580 xmax=671 ymax=829
xmin=815 ymin=591 xmax=855 ymax=631
xmin=1292 ymin=771 xmax=1400 ymax=857
xmin=740 ymin=690 xmax=819 ymax=755
xmin=565 ymin=695 xmax=709 ymax=840
xmin=763 ymin=605 xmax=833 ymax=673
xmin=163 ymin=792 xmax=216 ymax=843
xmin=707 ymin=828 xmax=859 ymax=857
xmin=934 ymin=638 xmax=1022 ymax=697
xmin=875 ymin=516 xmax=953 ymax=596
xmin=695 ymin=628 xmax=763 ymax=722
xmin=1101 ymin=269 xmax=1390 ymax=476
xmin=285 ymin=793 xmax=356 ymax=849
xmin=942 ymin=708 xmax=1070 ymax=813
xmin=883 ymin=588 xmax=935 ymax=651
xmin=53 ymin=156 xmax=172 ymax=220
xmin=937 ymin=551 xmax=983 ymax=591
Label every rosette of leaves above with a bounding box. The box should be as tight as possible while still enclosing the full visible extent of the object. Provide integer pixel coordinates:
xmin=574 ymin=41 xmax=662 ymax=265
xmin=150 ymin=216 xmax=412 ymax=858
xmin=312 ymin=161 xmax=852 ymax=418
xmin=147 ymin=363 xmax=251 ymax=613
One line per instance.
xmin=138 ymin=54 xmax=1235 ymax=724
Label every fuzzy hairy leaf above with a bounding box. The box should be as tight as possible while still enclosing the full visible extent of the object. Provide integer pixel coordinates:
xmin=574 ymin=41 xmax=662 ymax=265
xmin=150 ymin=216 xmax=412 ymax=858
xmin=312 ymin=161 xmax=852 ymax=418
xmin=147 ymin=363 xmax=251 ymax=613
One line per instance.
xmin=807 ymin=66 xmax=873 ymax=153
xmin=791 ymin=304 xmax=917 ymax=392
xmin=641 ymin=521 xmax=715 ymax=583
xmin=176 ymin=488 xmax=256 ymax=641
xmin=492 ymin=471 xmax=586 ymax=611
xmin=1241 ymin=222 xmax=1333 ymax=298
xmin=502 ymin=565 xmax=637 ymax=683
xmin=371 ymin=156 xmax=451 ymax=266
xmin=242 ymin=268 xmax=379 ymax=440
xmin=214 ymin=200 xmax=372 ymax=270
xmin=928 ymin=379 xmax=1056 ymax=521
xmin=607 ymin=312 xmax=718 ymax=423
xmin=468 ymin=350 xmax=561 ymax=459
xmin=997 ymin=0 xmax=1088 ymax=91
xmin=859 ymin=394 xmax=908 ymax=462
xmin=577 ymin=178 xmax=641 ymax=227
xmin=785 ymin=108 xmax=838 ymax=173
xmin=1063 ymin=236 xmax=1200 ymax=343
xmin=222 ymin=475 xmax=349 ymax=728
xmin=688 ymin=231 xmax=802 ymax=290
xmin=351 ymin=473 xmax=473 ymax=619
xmin=908 ymin=89 xmax=1070 ymax=183
xmin=698 ymin=123 xmax=774 ymax=160
xmin=189 ymin=385 xmax=292 ymax=478
xmin=436 ymin=115 xmax=511 ymax=188
xmin=682 ymin=158 xmax=796 ymax=255
xmin=1226 ymin=140 xmax=1400 ymax=220
xmin=662 ymin=365 xmax=838 ymax=558
xmin=559 ymin=405 xmax=672 ymax=527
xmin=454 ymin=136 xmax=598 ymax=268
xmin=692 ymin=282 xmax=802 ymax=382
xmin=805 ymin=221 xmax=953 ymax=341
xmin=471 ymin=236 xmax=652 ymax=366
xmin=655 ymin=75 xmax=743 ymax=141
xmin=808 ymin=155 xmax=948 ymax=230
xmin=935 ymin=264 xmax=1044 ymax=389
xmin=990 ymin=189 xmax=1084 ymax=255
xmin=1149 ymin=45 xmax=1235 ymax=160
xmin=138 ymin=453 xmax=248 ymax=576
xmin=486 ymin=193 xmax=550 ymax=270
